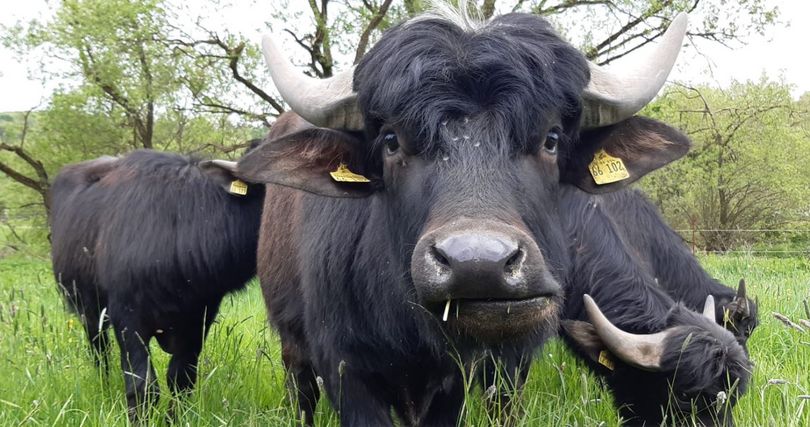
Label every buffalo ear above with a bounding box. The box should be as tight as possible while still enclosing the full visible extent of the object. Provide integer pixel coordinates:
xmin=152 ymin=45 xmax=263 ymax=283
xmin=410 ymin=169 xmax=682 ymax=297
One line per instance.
xmin=561 ymin=320 xmax=606 ymax=363
xmin=235 ymin=128 xmax=377 ymax=198
xmin=199 ymin=160 xmax=252 ymax=196
xmin=563 ymin=116 xmax=691 ymax=193
xmin=561 ymin=320 xmax=621 ymax=371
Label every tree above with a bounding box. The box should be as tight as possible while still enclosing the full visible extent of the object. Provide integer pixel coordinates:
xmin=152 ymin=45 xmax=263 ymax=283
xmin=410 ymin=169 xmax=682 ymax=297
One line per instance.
xmin=0 ymin=0 xmax=274 ymax=224
xmin=642 ymin=80 xmax=810 ymax=251
xmin=3 ymin=0 xmax=281 ymax=146
xmin=0 ymin=110 xmax=51 ymax=213
xmin=0 ymin=0 xmax=788 ymax=253
xmin=3 ymin=0 xmax=187 ymax=149
xmin=378 ymin=1 xmax=780 ymax=64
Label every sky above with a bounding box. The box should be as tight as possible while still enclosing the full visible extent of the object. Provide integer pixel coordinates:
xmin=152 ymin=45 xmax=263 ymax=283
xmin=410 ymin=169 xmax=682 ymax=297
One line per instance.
xmin=0 ymin=0 xmax=808 ymax=113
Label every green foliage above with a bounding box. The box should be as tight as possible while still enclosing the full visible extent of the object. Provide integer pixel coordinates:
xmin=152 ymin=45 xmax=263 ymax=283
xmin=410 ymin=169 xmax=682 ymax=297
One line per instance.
xmin=642 ymin=80 xmax=810 ymax=251
xmin=0 ymin=0 xmax=792 ymax=255
xmin=0 ymin=2 xmax=268 ymax=253
xmin=0 ymin=255 xmax=808 ymax=425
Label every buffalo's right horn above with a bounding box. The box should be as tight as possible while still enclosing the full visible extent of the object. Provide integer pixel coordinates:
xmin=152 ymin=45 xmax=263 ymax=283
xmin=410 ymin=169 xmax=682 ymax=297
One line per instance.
xmin=261 ymin=36 xmax=362 ymax=131
xmin=583 ymin=294 xmax=672 ymax=370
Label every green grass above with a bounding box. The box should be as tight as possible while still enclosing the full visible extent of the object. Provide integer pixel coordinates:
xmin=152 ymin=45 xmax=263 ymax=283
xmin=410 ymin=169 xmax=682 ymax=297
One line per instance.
xmin=0 ymin=253 xmax=808 ymax=426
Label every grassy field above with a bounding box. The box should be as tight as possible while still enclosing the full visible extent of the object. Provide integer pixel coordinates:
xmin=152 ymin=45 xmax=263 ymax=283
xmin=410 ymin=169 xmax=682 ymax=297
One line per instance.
xmin=0 ymin=254 xmax=808 ymax=426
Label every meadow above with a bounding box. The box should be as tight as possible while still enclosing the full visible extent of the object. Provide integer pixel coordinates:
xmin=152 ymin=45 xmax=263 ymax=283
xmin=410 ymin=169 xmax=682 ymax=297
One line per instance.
xmin=0 ymin=253 xmax=808 ymax=426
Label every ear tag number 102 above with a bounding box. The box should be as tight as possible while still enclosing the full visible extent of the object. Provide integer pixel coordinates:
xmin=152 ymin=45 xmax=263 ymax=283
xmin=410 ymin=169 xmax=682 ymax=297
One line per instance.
xmin=589 ymin=149 xmax=630 ymax=185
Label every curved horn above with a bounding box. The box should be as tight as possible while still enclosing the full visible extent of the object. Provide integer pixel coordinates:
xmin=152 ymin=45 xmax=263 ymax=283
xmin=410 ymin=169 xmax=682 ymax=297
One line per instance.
xmin=734 ymin=279 xmax=750 ymax=317
xmin=261 ymin=35 xmax=363 ymax=131
xmin=582 ymin=13 xmax=688 ymax=128
xmin=201 ymin=159 xmax=237 ymax=173
xmin=736 ymin=279 xmax=747 ymax=299
xmin=702 ymin=294 xmax=716 ymax=322
xmin=582 ymin=294 xmax=669 ymax=370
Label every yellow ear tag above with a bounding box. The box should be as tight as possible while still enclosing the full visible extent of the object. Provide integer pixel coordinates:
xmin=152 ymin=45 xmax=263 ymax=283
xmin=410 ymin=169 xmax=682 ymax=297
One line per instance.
xmin=228 ymin=179 xmax=248 ymax=196
xmin=329 ymin=163 xmax=370 ymax=183
xmin=598 ymin=350 xmax=615 ymax=371
xmin=589 ymin=149 xmax=630 ymax=185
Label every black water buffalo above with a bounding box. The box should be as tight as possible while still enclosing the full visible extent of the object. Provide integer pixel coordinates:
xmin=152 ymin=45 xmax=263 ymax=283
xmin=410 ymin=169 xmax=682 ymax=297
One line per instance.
xmin=560 ymin=187 xmax=754 ymax=425
xmin=580 ymin=188 xmax=758 ymax=345
xmin=49 ymin=150 xmax=263 ymax=418
xmin=237 ymin=5 xmax=751 ymax=426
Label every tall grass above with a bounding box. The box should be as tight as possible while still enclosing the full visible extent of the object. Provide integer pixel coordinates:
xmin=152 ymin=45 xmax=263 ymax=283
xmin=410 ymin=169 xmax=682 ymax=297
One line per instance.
xmin=0 ymin=253 xmax=807 ymax=426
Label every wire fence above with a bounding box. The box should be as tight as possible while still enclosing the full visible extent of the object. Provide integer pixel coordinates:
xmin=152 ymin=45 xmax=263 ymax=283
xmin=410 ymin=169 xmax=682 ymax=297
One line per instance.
xmin=3 ymin=207 xmax=810 ymax=256
xmin=673 ymin=228 xmax=810 ymax=256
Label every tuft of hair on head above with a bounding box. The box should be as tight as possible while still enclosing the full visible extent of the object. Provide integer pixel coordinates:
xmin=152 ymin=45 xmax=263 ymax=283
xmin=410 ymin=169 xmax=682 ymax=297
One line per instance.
xmin=408 ymin=0 xmax=486 ymax=32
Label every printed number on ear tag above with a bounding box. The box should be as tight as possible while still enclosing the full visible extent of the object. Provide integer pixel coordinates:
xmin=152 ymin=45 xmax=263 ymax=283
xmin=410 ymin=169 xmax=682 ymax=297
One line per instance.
xmin=589 ymin=149 xmax=630 ymax=185
xmin=598 ymin=350 xmax=615 ymax=371
xmin=330 ymin=163 xmax=370 ymax=183
xmin=228 ymin=179 xmax=248 ymax=196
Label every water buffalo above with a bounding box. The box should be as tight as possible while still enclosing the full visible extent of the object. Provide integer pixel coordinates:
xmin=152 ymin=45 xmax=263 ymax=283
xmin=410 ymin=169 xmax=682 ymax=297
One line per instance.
xmin=579 ymin=188 xmax=758 ymax=345
xmin=238 ymin=4 xmax=751 ymax=426
xmin=49 ymin=150 xmax=263 ymax=419
xmin=559 ymin=186 xmax=753 ymax=425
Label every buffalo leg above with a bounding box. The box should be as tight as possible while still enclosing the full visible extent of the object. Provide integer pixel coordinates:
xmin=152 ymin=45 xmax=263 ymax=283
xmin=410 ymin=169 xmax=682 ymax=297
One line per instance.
xmin=114 ymin=323 xmax=158 ymax=421
xmin=162 ymin=329 xmax=203 ymax=421
xmin=165 ymin=335 xmax=203 ymax=396
xmin=81 ymin=307 xmax=111 ymax=368
xmin=165 ymin=304 xmax=219 ymax=396
xmin=159 ymin=303 xmax=221 ymax=420
xmin=70 ymin=284 xmax=110 ymax=367
xmin=281 ymin=336 xmax=320 ymax=426
xmin=331 ymin=375 xmax=393 ymax=427
xmin=420 ymin=373 xmax=465 ymax=427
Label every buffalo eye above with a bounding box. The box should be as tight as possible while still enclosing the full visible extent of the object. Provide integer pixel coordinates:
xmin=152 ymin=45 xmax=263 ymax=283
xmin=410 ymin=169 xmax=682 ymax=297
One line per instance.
xmin=383 ymin=132 xmax=400 ymax=155
xmin=543 ymin=128 xmax=560 ymax=154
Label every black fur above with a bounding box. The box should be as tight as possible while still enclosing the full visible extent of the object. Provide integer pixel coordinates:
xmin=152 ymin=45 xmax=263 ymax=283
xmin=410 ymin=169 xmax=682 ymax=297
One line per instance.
xmin=49 ymin=150 xmax=263 ymax=418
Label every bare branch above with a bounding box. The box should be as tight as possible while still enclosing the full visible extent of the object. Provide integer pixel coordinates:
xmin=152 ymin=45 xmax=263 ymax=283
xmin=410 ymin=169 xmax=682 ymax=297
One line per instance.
xmin=223 ymin=41 xmax=286 ymax=115
xmin=536 ymin=0 xmax=612 ymax=16
xmin=0 ymin=159 xmax=43 ymax=194
xmin=0 ymin=143 xmax=50 ymax=212
xmin=354 ymin=0 xmax=395 ymax=64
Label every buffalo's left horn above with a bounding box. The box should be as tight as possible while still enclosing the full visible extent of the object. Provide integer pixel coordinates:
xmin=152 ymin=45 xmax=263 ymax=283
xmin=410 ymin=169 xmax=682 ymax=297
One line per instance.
xmin=734 ymin=279 xmax=750 ymax=316
xmin=261 ymin=36 xmax=362 ymax=130
xmin=702 ymin=294 xmax=716 ymax=322
xmin=582 ymin=294 xmax=670 ymax=370
xmin=201 ymin=159 xmax=238 ymax=172
xmin=582 ymin=13 xmax=688 ymax=128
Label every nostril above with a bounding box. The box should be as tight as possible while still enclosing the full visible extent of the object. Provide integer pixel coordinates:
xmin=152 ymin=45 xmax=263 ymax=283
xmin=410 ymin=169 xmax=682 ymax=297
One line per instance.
xmin=504 ymin=248 xmax=523 ymax=276
xmin=431 ymin=245 xmax=451 ymax=267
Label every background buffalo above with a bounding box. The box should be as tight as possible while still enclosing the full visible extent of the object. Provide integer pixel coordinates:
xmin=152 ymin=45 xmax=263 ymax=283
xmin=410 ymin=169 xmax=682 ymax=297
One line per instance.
xmin=50 ymin=150 xmax=263 ymax=419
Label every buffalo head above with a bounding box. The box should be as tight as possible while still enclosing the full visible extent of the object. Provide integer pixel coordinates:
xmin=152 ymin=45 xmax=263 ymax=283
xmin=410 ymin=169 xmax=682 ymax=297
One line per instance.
xmin=239 ymin=7 xmax=691 ymax=346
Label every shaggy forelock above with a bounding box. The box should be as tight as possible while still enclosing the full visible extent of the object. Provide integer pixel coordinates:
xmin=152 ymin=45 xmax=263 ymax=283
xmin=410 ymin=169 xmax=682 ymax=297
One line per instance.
xmin=406 ymin=0 xmax=485 ymax=32
xmin=354 ymin=10 xmax=590 ymax=153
